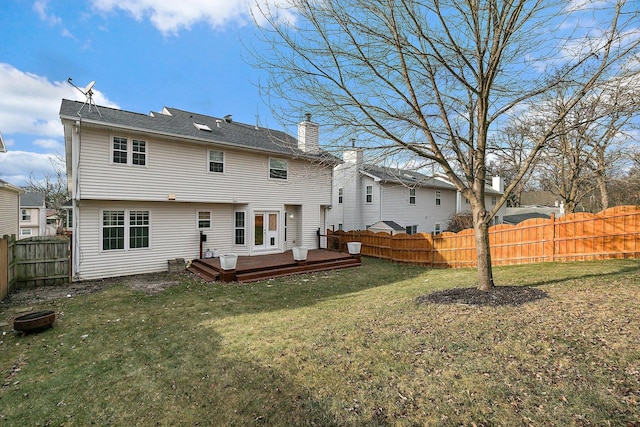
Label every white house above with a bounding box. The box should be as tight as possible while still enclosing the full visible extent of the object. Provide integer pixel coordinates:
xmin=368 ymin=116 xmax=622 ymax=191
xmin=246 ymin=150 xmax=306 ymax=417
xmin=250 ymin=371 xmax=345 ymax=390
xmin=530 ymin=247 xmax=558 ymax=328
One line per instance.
xmin=0 ymin=179 xmax=22 ymax=238
xmin=327 ymin=148 xmax=506 ymax=234
xmin=60 ymin=100 xmax=338 ymax=281
xmin=19 ymin=192 xmax=48 ymax=238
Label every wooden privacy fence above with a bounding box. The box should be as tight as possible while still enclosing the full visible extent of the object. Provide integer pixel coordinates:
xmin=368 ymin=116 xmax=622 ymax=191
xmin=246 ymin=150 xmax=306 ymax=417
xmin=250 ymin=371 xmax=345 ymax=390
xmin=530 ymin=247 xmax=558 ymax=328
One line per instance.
xmin=1 ymin=234 xmax=70 ymax=299
xmin=327 ymin=205 xmax=640 ymax=268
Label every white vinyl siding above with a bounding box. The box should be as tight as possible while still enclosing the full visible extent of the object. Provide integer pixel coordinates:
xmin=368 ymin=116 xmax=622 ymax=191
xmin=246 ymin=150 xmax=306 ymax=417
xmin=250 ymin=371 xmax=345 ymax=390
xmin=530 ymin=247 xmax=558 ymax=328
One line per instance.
xmin=74 ymin=129 xmax=331 ymax=207
xmin=0 ymin=188 xmax=20 ymax=237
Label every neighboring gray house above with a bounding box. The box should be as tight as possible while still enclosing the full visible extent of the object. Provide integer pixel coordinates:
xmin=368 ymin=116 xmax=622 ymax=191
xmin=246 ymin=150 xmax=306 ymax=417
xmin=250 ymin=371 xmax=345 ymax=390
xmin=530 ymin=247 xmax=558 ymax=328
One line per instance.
xmin=60 ymin=100 xmax=339 ymax=281
xmin=19 ymin=192 xmax=48 ymax=238
xmin=327 ymin=148 xmax=506 ymax=234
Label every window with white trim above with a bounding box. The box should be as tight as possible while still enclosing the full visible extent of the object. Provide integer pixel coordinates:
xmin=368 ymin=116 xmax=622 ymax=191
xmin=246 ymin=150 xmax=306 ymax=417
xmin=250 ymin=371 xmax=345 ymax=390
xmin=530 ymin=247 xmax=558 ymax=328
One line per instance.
xmin=129 ymin=211 xmax=150 ymax=249
xmin=234 ymin=211 xmax=246 ymax=245
xmin=102 ymin=210 xmax=150 ymax=251
xmin=406 ymin=225 xmax=418 ymax=235
xmin=209 ymin=150 xmax=224 ymax=173
xmin=435 ymin=223 xmax=441 ymax=234
xmin=338 ymin=223 xmax=343 ymax=231
xmin=20 ymin=228 xmax=32 ymax=237
xmin=198 ymin=211 xmax=211 ymax=229
xmin=409 ymin=188 xmax=416 ymax=205
xmin=366 ymin=185 xmax=373 ymax=203
xmin=132 ymin=139 xmax=146 ymax=165
xmin=112 ymin=136 xmax=146 ymax=166
xmin=269 ymin=158 xmax=288 ymax=180
xmin=21 ymin=209 xmax=31 ymax=221
xmin=435 ymin=190 xmax=441 ymax=206
xmin=491 ymin=196 xmax=497 ymax=205
xmin=338 ymin=188 xmax=343 ymax=204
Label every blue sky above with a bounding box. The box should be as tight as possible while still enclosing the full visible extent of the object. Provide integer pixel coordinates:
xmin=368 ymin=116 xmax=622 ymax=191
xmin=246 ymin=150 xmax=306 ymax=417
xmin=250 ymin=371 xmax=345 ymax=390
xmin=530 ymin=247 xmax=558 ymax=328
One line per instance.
xmin=0 ymin=0 xmax=293 ymax=186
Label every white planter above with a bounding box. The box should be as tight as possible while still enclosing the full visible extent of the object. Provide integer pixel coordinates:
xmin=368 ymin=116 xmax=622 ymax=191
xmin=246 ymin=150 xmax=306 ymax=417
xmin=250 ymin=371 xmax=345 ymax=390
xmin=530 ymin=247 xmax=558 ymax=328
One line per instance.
xmin=292 ymin=246 xmax=309 ymax=261
xmin=219 ymin=253 xmax=238 ymax=270
xmin=204 ymin=249 xmax=213 ymax=258
xmin=347 ymin=242 xmax=361 ymax=255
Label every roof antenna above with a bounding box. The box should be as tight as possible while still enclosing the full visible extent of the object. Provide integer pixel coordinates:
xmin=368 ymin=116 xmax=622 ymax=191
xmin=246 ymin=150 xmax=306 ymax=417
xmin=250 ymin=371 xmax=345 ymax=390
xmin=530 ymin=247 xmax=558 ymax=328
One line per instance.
xmin=67 ymin=78 xmax=102 ymax=117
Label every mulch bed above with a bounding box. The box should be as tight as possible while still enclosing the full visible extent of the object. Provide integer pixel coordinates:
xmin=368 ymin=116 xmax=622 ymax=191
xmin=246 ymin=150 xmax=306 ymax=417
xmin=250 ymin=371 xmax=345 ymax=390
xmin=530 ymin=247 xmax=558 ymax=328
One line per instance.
xmin=416 ymin=285 xmax=548 ymax=307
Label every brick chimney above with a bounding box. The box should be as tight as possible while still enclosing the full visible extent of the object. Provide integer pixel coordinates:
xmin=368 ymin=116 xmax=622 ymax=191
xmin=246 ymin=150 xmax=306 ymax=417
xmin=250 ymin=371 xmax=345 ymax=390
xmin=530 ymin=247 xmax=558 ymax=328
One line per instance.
xmin=298 ymin=113 xmax=319 ymax=153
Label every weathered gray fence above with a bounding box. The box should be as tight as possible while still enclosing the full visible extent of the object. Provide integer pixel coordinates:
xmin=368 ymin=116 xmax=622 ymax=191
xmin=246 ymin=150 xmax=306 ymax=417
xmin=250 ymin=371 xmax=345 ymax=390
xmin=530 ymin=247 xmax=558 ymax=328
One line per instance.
xmin=1 ymin=235 xmax=70 ymax=297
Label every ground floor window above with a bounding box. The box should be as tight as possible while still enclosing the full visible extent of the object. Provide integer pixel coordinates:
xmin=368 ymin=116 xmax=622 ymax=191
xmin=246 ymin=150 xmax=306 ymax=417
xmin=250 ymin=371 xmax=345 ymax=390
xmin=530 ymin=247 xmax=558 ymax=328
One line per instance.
xmin=406 ymin=225 xmax=418 ymax=235
xmin=234 ymin=211 xmax=246 ymax=245
xmin=102 ymin=210 xmax=150 ymax=251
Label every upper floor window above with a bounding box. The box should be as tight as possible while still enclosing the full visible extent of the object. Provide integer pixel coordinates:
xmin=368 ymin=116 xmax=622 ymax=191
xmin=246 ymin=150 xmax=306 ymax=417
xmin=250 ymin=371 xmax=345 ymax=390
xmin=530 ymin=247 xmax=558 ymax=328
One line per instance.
xmin=209 ymin=150 xmax=224 ymax=173
xmin=198 ymin=211 xmax=212 ymax=229
xmin=269 ymin=158 xmax=288 ymax=180
xmin=132 ymin=140 xmax=146 ymax=165
xmin=366 ymin=185 xmax=373 ymax=203
xmin=21 ymin=209 xmax=31 ymax=221
xmin=491 ymin=196 xmax=497 ymax=205
xmin=435 ymin=190 xmax=441 ymax=206
xmin=338 ymin=188 xmax=343 ymax=204
xmin=112 ymin=136 xmax=146 ymax=166
xmin=409 ymin=188 xmax=416 ymax=205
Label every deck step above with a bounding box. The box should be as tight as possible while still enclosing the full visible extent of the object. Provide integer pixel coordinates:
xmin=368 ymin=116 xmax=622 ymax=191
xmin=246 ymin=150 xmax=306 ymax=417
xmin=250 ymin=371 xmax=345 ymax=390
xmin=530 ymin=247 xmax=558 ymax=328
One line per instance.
xmin=187 ymin=259 xmax=220 ymax=282
xmin=236 ymin=258 xmax=360 ymax=283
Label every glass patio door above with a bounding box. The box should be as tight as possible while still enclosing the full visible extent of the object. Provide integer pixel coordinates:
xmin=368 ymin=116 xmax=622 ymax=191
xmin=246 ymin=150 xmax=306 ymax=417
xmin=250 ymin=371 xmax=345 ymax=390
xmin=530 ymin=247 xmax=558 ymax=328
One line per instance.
xmin=254 ymin=212 xmax=278 ymax=250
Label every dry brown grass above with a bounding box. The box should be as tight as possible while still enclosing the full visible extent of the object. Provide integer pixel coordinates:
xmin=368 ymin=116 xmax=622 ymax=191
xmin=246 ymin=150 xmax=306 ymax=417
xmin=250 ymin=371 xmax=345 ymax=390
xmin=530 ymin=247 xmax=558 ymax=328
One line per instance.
xmin=1 ymin=257 xmax=639 ymax=426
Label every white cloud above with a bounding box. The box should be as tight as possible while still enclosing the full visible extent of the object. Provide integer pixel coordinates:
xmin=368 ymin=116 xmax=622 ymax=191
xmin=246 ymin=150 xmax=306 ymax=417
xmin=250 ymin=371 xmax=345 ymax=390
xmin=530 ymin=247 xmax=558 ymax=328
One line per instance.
xmin=0 ymin=63 xmax=118 ymax=138
xmin=34 ymin=138 xmax=65 ymax=150
xmin=33 ymin=0 xmax=62 ymax=26
xmin=0 ymin=151 xmax=61 ymax=187
xmin=90 ymin=0 xmax=297 ymax=35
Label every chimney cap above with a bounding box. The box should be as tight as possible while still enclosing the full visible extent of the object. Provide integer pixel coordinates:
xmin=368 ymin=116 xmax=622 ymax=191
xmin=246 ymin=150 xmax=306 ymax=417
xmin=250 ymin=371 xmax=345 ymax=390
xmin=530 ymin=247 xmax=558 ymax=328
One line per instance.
xmin=304 ymin=113 xmax=312 ymax=122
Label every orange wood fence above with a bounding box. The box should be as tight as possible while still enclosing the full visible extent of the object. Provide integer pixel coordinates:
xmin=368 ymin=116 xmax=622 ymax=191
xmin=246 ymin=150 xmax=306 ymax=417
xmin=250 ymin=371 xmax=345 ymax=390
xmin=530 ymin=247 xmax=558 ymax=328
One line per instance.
xmin=327 ymin=205 xmax=640 ymax=268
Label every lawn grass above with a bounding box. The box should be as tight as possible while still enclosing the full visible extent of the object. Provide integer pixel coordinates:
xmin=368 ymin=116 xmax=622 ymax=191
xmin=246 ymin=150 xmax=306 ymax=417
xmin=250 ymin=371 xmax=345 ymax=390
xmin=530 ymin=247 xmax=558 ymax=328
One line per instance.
xmin=1 ymin=257 xmax=639 ymax=426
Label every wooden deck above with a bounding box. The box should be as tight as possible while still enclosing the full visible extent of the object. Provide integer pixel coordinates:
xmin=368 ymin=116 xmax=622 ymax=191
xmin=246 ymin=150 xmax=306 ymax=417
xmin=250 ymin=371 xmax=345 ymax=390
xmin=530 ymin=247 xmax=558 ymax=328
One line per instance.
xmin=187 ymin=249 xmax=361 ymax=283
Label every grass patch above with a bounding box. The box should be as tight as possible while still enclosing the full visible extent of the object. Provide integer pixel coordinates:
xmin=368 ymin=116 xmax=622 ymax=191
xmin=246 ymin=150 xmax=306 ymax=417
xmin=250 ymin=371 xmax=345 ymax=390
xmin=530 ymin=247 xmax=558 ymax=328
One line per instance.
xmin=1 ymin=258 xmax=639 ymax=425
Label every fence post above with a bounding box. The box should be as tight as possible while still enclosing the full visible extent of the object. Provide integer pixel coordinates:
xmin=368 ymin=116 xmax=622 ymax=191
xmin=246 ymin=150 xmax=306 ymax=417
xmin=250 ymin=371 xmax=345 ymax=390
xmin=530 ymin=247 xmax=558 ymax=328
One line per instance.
xmin=550 ymin=213 xmax=556 ymax=262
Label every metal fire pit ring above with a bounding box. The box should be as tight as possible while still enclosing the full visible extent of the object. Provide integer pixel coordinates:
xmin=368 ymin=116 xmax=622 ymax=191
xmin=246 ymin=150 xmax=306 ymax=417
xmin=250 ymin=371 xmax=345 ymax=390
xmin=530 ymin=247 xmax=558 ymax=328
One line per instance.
xmin=13 ymin=310 xmax=56 ymax=332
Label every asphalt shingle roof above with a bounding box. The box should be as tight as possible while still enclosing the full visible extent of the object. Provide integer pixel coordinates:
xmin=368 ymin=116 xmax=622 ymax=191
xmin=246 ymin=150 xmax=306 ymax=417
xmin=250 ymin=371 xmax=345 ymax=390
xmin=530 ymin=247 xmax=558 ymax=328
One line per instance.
xmin=59 ymin=99 xmax=339 ymax=163
xmin=20 ymin=192 xmax=45 ymax=207
xmin=361 ymin=164 xmax=457 ymax=190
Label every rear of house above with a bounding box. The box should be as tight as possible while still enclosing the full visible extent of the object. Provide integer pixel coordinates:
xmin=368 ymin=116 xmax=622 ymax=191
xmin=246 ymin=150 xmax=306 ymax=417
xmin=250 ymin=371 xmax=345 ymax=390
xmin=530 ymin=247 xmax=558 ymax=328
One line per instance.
xmin=61 ymin=100 xmax=337 ymax=281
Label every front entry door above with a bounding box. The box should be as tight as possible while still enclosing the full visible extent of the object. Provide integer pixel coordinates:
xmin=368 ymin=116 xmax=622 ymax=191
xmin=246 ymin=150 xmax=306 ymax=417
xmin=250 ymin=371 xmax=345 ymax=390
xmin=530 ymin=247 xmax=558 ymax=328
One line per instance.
xmin=254 ymin=212 xmax=279 ymax=250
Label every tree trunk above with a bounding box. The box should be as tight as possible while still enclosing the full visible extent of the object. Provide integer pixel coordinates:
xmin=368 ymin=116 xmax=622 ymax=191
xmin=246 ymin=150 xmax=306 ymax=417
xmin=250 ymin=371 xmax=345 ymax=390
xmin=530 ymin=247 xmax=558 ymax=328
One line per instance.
xmin=473 ymin=208 xmax=495 ymax=291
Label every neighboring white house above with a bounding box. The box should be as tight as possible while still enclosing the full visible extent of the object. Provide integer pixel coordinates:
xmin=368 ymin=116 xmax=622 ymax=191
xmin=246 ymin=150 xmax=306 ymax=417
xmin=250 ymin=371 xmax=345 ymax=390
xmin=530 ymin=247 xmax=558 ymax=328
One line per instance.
xmin=327 ymin=148 xmax=506 ymax=234
xmin=60 ymin=100 xmax=338 ymax=281
xmin=0 ymin=179 xmax=23 ymax=238
xmin=19 ymin=192 xmax=48 ymax=238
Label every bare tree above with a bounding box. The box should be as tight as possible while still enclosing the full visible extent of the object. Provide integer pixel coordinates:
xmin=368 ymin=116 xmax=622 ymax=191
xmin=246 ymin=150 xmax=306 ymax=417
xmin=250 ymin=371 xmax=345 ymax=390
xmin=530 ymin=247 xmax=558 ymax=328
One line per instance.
xmin=534 ymin=78 xmax=638 ymax=213
xmin=253 ymin=0 xmax=640 ymax=290
xmin=25 ymin=156 xmax=69 ymax=234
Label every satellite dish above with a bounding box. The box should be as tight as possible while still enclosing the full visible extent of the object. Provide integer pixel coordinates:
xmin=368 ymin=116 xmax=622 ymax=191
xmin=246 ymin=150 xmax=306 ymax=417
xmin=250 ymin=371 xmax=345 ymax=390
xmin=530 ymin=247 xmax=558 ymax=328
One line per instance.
xmin=67 ymin=78 xmax=101 ymax=117
xmin=82 ymin=80 xmax=96 ymax=95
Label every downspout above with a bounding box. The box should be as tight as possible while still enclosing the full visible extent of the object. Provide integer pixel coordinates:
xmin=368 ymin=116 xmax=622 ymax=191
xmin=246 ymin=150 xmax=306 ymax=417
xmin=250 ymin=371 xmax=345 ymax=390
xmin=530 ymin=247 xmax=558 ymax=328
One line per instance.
xmin=72 ymin=118 xmax=81 ymax=280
